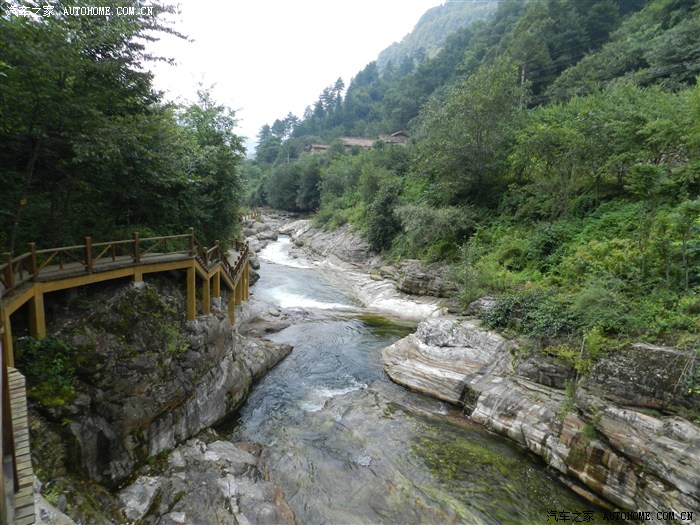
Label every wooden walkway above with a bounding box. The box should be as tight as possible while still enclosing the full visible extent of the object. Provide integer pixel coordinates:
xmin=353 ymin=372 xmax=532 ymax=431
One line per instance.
xmin=0 ymin=229 xmax=251 ymax=524
xmin=8 ymin=369 xmax=32 ymax=525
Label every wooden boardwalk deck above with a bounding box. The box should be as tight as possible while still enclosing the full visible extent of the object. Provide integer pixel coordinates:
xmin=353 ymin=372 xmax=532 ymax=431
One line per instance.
xmin=1 ymin=231 xmax=251 ymax=525
xmin=8 ymin=368 xmax=33 ymax=525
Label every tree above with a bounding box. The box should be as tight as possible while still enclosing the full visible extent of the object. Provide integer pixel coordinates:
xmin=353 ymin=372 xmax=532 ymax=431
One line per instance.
xmin=0 ymin=2 xmax=244 ymax=250
xmin=414 ymin=58 xmax=528 ymax=206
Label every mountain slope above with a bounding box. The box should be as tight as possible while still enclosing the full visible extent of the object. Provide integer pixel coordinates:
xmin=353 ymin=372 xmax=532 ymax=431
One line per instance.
xmin=376 ymin=0 xmax=498 ymax=73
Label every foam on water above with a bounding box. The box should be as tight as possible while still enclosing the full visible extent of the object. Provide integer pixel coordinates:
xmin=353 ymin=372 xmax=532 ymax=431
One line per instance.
xmin=299 ymin=377 xmax=367 ymax=413
xmin=259 ymin=237 xmax=314 ymax=269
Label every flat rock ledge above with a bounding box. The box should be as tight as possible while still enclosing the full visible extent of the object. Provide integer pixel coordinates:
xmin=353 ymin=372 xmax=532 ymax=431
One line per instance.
xmin=382 ymin=317 xmax=700 ymax=523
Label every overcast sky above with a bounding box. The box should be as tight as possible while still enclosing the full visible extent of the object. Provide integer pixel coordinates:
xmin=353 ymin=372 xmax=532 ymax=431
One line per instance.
xmin=146 ymin=0 xmax=444 ymax=152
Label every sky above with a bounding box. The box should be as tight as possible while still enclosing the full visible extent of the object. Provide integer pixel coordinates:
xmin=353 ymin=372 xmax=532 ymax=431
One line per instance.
xmin=146 ymin=0 xmax=444 ymax=152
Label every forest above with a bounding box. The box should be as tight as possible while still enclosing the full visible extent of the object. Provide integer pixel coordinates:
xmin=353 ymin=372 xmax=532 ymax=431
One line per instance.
xmin=0 ymin=1 xmax=245 ymax=252
xmin=1 ymin=0 xmax=699 ymax=363
xmin=247 ymin=0 xmax=700 ymax=364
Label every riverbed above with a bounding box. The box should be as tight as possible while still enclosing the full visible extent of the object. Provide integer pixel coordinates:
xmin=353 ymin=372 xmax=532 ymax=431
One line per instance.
xmin=225 ymin=237 xmax=606 ymax=524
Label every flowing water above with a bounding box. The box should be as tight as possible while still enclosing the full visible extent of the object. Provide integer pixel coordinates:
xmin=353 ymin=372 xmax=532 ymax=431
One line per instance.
xmin=226 ymin=237 xmax=607 ymax=524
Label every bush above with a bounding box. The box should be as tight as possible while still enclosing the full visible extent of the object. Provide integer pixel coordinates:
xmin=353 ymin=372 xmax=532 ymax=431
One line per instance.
xmin=482 ymin=288 xmax=580 ymax=342
xmin=365 ymin=180 xmax=401 ymax=251
xmin=395 ymin=204 xmax=474 ymax=260
xmin=16 ymin=336 xmax=78 ymax=407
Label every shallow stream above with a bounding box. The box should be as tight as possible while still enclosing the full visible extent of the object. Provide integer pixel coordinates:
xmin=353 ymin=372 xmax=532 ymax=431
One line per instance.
xmin=226 ymin=237 xmax=606 ymax=524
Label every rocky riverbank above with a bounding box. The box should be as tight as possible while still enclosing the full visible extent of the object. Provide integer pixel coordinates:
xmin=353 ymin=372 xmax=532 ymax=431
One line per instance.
xmin=382 ymin=318 xmax=700 ymax=521
xmin=28 ymin=273 xmax=294 ymax=524
xmin=249 ymin=212 xmax=700 ymax=523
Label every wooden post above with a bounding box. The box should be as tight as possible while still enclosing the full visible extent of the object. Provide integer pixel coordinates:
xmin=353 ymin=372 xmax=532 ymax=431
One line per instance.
xmin=1 ymin=322 xmax=18 ymax=525
xmin=1 ymin=313 xmax=12 ymax=369
xmin=28 ymin=243 xmax=37 ymax=282
xmin=188 ymin=228 xmax=195 ymax=256
xmin=84 ymin=237 xmax=93 ymax=273
xmin=227 ymin=291 xmax=235 ymax=324
xmin=133 ymin=232 xmax=140 ymax=264
xmin=186 ymin=265 xmax=196 ymax=321
xmin=235 ymin=280 xmax=242 ymax=306
xmin=2 ymin=254 xmax=12 ymax=291
xmin=243 ymin=263 xmax=249 ymax=300
xmin=213 ymin=270 xmax=221 ymax=299
xmin=28 ymin=291 xmax=46 ymax=340
xmin=202 ymin=275 xmax=210 ymax=316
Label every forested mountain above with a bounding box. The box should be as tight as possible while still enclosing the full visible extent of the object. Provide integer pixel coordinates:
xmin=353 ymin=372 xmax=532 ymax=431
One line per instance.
xmin=248 ymin=0 xmax=700 ymax=354
xmin=0 ymin=1 xmax=246 ymax=252
xmin=376 ymin=0 xmax=498 ymax=74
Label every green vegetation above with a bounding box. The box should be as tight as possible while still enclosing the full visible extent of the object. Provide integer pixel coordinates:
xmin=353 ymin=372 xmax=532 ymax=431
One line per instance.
xmin=248 ymin=0 xmax=699 ymax=358
xmin=0 ymin=1 xmax=245 ymax=252
xmin=15 ymin=336 xmax=78 ymax=407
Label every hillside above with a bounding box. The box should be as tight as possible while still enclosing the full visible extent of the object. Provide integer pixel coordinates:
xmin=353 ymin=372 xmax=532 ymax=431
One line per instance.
xmin=376 ymin=0 xmax=498 ymax=74
xmin=246 ymin=0 xmax=699 ymax=358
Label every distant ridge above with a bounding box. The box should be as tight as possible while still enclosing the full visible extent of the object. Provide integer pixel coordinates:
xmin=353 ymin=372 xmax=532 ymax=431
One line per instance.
xmin=376 ymin=0 xmax=498 ymax=73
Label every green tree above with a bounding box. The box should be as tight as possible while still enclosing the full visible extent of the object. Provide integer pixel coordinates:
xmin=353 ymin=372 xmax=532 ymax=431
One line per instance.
xmin=414 ymin=58 xmax=528 ymax=206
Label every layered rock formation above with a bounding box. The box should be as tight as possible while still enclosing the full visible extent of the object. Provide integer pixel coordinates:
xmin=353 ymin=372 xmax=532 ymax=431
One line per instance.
xmin=28 ymin=278 xmax=293 ymax=523
xmin=383 ymin=317 xmax=700 ymax=522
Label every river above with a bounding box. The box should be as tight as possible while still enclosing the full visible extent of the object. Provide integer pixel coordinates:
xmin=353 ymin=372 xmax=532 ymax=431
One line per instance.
xmin=225 ymin=237 xmax=607 ymax=524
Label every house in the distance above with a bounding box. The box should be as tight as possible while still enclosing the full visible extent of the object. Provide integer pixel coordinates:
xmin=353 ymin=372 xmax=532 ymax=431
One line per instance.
xmin=305 ymin=143 xmax=331 ymax=153
xmin=378 ymin=131 xmax=410 ymax=145
xmin=338 ymin=137 xmax=375 ymax=149
xmin=303 ymin=131 xmax=409 ymax=153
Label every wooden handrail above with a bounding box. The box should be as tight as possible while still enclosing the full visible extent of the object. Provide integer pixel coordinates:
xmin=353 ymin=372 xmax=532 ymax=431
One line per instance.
xmin=0 ymin=231 xmax=249 ymax=299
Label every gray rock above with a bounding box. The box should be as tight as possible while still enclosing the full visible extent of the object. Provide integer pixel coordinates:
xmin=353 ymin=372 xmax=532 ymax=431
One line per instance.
xmin=118 ymin=476 xmax=161 ymax=522
xmin=515 ymin=353 xmax=575 ymax=389
xmin=382 ymin=318 xmax=511 ymax=405
xmin=465 ymin=296 xmax=497 ymax=315
xmin=382 ymin=317 xmax=700 ymax=519
xmin=584 ymin=343 xmax=699 ymax=412
xmin=395 ymin=260 xmax=457 ymax=298
xmin=288 ymin=220 xmax=372 ymax=266
xmin=119 ymin=439 xmax=294 ymax=525
xmin=42 ymin=282 xmax=291 ymax=488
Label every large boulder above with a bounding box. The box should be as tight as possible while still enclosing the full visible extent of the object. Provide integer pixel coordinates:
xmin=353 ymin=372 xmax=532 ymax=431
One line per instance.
xmin=583 ymin=343 xmax=699 ymax=413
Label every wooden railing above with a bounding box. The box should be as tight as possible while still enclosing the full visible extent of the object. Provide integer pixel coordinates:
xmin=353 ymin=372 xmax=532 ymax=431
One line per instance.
xmin=1 ymin=229 xmax=245 ymax=298
xmin=239 ymin=208 xmax=261 ymax=223
xmin=1 ymin=321 xmax=18 ymax=525
xmin=1 ymin=229 xmax=250 ymax=525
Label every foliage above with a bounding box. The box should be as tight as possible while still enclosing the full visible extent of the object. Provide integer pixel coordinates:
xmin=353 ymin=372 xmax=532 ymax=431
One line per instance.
xmin=481 ymin=288 xmax=580 ymax=343
xmin=394 ymin=204 xmax=474 ymax=261
xmin=0 ymin=3 xmax=245 ymax=251
xmin=15 ymin=337 xmax=78 ymax=407
xmin=365 ymin=179 xmax=401 ymax=251
xmin=413 ymin=58 xmax=528 ymax=206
